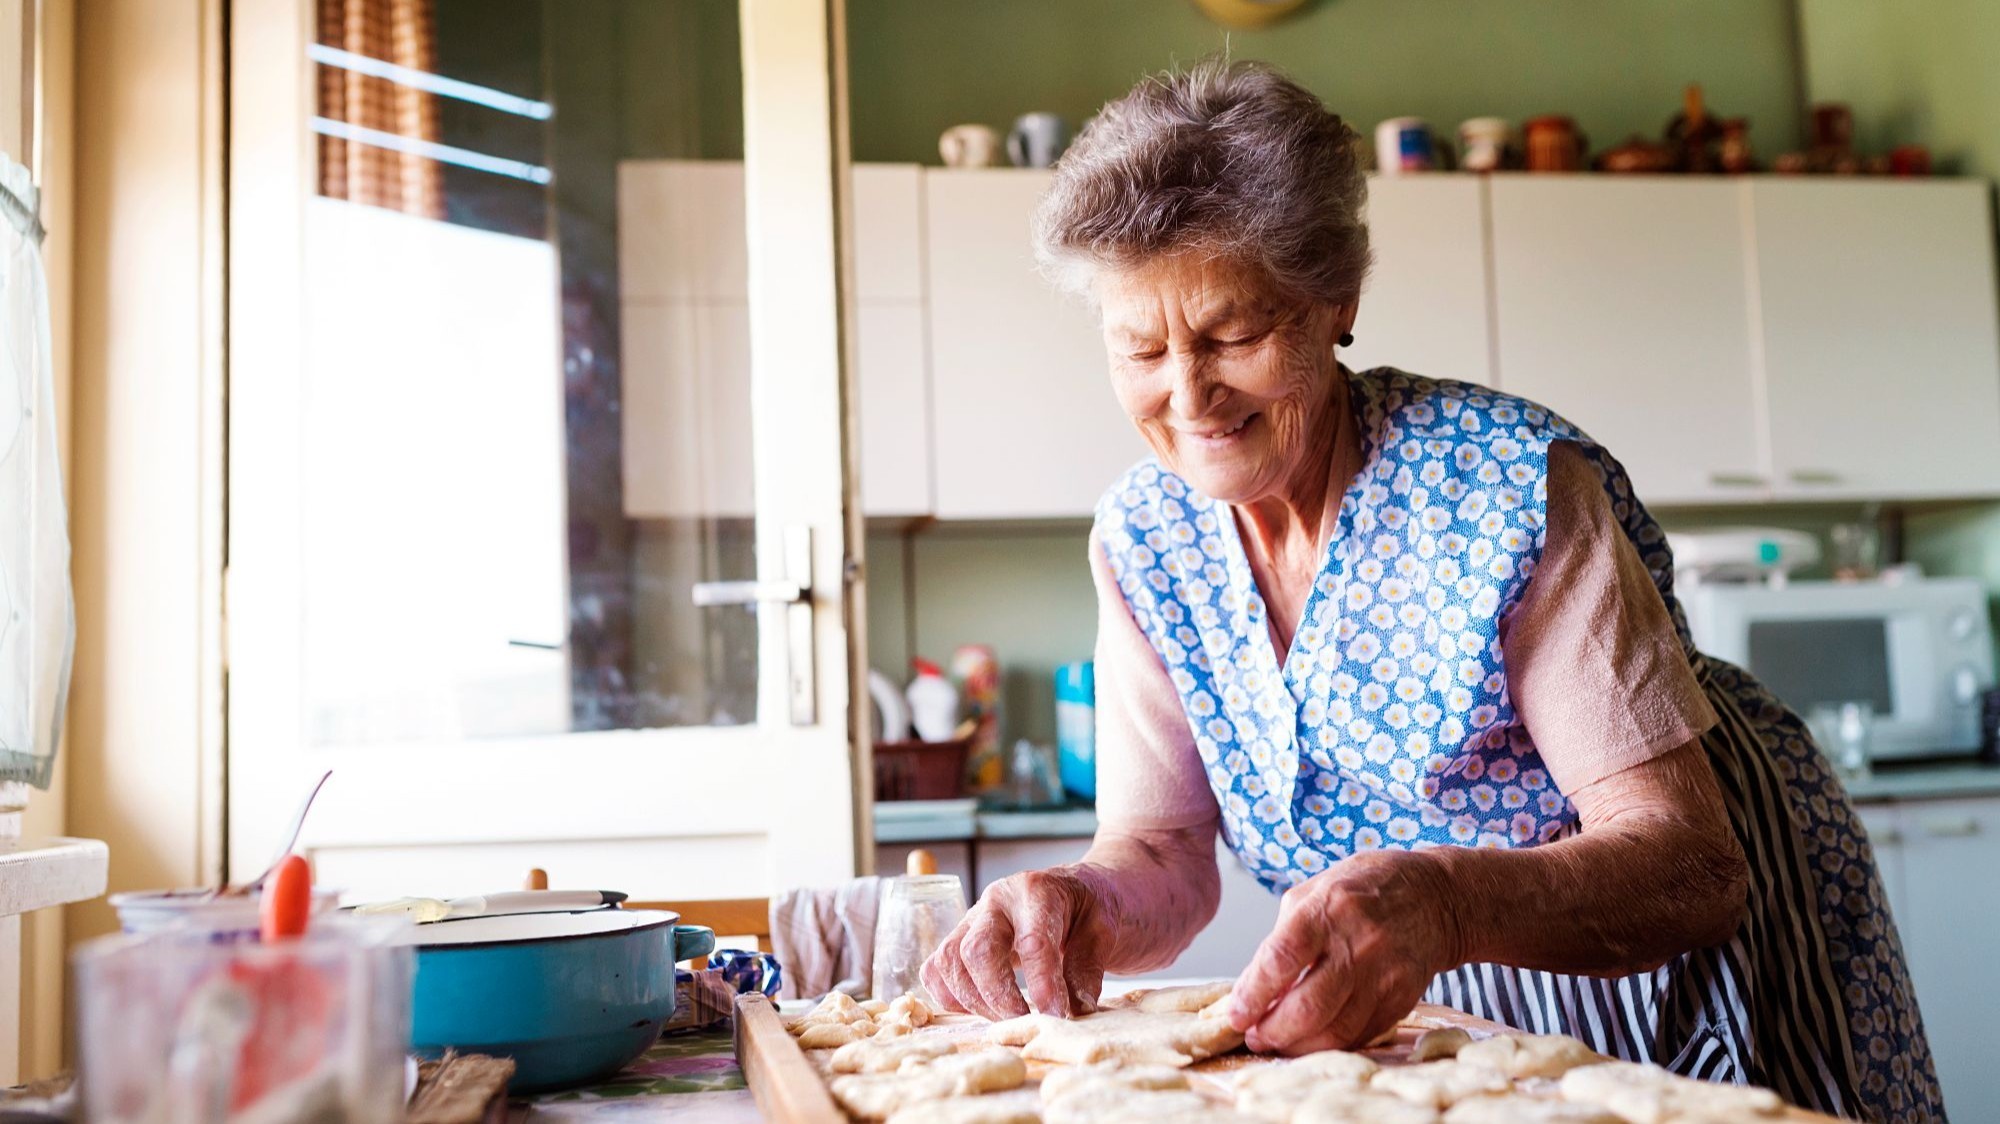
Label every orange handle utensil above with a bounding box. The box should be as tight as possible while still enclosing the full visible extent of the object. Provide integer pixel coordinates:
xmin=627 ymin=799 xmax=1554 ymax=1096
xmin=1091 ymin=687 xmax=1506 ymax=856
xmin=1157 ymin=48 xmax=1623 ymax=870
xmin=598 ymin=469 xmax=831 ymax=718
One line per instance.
xmin=260 ymin=854 xmax=312 ymax=942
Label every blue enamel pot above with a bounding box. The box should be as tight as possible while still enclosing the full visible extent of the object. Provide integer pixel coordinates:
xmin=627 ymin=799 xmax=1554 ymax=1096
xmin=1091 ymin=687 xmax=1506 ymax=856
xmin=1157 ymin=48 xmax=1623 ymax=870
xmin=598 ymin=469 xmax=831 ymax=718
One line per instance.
xmin=401 ymin=909 xmax=715 ymax=1093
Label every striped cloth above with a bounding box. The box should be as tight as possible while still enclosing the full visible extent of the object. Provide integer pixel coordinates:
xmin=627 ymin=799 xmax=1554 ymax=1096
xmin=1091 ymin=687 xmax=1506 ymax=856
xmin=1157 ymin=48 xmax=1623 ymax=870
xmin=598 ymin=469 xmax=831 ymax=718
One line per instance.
xmin=770 ymin=875 xmax=882 ymax=1001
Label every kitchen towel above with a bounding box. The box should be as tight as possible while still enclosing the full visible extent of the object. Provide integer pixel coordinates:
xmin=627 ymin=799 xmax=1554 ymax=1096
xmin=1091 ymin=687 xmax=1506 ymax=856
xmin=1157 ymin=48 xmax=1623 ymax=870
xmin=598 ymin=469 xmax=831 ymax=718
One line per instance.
xmin=770 ymin=875 xmax=883 ymax=1001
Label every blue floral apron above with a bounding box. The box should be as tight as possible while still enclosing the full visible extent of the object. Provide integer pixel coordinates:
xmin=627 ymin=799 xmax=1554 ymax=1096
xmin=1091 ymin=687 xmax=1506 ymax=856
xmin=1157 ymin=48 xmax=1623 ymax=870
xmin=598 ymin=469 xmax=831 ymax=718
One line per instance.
xmin=1095 ymin=369 xmax=1943 ymax=1123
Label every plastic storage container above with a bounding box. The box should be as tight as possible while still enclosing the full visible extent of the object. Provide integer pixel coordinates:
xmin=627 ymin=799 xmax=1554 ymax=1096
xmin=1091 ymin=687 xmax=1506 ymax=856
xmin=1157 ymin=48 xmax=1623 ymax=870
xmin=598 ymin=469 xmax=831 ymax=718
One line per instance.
xmin=1055 ymin=661 xmax=1096 ymax=800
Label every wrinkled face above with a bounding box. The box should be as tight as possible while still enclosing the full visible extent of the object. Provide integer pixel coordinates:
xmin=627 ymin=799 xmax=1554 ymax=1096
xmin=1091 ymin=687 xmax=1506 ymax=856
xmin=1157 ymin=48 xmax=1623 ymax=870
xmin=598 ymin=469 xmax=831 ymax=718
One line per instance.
xmin=1095 ymin=254 xmax=1348 ymax=505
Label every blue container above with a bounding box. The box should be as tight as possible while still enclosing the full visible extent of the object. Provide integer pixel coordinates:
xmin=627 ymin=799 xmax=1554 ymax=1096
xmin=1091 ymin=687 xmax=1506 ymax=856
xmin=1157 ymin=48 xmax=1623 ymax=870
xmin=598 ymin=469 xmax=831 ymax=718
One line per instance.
xmin=1055 ymin=660 xmax=1096 ymax=800
xmin=405 ymin=909 xmax=714 ymax=1093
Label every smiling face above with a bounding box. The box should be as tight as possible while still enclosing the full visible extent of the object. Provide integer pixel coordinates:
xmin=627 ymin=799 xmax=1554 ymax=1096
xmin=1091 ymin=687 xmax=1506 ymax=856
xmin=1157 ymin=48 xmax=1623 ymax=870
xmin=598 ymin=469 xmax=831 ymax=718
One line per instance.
xmin=1095 ymin=254 xmax=1351 ymax=506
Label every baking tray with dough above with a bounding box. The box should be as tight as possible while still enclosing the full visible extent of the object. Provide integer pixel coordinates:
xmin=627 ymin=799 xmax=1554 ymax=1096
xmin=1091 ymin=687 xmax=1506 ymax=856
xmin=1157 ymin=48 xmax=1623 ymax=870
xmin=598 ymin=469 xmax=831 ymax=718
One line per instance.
xmin=735 ymin=986 xmax=1847 ymax=1124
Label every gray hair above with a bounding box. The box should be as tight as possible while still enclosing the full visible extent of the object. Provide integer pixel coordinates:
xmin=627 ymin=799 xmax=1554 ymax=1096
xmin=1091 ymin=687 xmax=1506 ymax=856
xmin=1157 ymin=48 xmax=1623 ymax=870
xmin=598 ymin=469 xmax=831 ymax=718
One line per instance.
xmin=1032 ymin=58 xmax=1371 ymax=309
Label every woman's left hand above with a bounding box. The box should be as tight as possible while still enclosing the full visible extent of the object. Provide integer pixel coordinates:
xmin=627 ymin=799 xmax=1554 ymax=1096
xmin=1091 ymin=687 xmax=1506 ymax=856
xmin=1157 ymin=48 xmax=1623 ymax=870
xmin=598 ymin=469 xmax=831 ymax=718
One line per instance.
xmin=1226 ymin=849 xmax=1462 ymax=1054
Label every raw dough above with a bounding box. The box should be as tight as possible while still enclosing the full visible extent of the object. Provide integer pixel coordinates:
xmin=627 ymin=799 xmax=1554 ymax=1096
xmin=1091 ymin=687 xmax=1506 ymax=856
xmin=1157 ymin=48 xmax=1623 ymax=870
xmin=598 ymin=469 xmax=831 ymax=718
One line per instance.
xmin=1454 ymin=1035 xmax=1599 ymax=1080
xmin=861 ymin=998 xmax=891 ymax=1017
xmin=873 ymin=1019 xmax=915 ymax=1039
xmin=1232 ymin=1051 xmax=1380 ymax=1120
xmin=829 ymin=1035 xmax=957 ymax=1073
xmin=884 ymin=1090 xmax=1042 ymax=1124
xmin=1371 ymin=1061 xmax=1513 ymax=1109
xmin=808 ymin=990 xmax=868 ymax=1023
xmin=1040 ymin=1063 xmax=1190 ymax=1104
xmin=1557 ymin=1062 xmax=1783 ymax=1124
xmin=1443 ymin=1098 xmax=1623 ymax=1124
xmin=988 ymin=1008 xmax=1243 ymax=1067
xmin=890 ymin=994 xmax=936 ymax=1027
xmin=796 ymin=1022 xmax=866 ymax=1050
xmin=1411 ymin=1028 xmax=1473 ymax=1063
xmin=1136 ymin=980 xmax=1237 ymax=1015
xmin=1294 ymin=1088 xmax=1443 ymax=1124
xmin=1043 ymin=1085 xmax=1234 ymax=1124
xmin=830 ymin=1048 xmax=1028 ymax=1120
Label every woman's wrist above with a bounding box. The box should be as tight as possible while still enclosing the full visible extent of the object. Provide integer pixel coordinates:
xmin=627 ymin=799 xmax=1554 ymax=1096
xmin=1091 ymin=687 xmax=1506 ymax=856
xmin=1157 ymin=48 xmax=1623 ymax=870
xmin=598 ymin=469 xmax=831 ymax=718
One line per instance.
xmin=1404 ymin=848 xmax=1474 ymax=975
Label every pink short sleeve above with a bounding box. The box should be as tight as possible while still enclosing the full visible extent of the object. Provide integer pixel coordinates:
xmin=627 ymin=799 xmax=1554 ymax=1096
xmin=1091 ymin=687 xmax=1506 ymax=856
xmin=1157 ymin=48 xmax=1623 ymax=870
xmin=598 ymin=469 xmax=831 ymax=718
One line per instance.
xmin=1503 ymin=442 xmax=1719 ymax=794
xmin=1088 ymin=530 xmax=1219 ymax=832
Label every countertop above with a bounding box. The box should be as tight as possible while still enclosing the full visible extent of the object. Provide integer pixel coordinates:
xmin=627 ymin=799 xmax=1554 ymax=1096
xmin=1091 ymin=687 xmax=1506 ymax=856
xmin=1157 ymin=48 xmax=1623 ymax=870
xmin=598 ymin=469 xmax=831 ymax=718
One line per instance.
xmin=874 ymin=760 xmax=2000 ymax=842
xmin=1843 ymin=758 xmax=2000 ymax=803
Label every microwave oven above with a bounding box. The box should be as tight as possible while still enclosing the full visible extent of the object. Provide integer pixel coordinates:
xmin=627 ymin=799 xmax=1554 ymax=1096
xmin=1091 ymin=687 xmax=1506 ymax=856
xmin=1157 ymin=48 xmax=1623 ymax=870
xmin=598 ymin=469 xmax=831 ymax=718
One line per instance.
xmin=1680 ymin=577 xmax=1995 ymax=759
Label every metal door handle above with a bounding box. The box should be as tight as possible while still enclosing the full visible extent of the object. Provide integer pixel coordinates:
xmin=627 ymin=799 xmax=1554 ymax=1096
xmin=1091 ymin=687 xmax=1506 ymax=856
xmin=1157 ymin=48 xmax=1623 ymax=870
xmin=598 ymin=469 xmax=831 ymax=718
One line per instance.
xmin=690 ymin=526 xmax=817 ymax=726
xmin=1918 ymin=815 xmax=1980 ymax=838
xmin=1708 ymin=472 xmax=1766 ymax=488
xmin=1789 ymin=469 xmax=1842 ymax=485
xmin=690 ymin=580 xmax=808 ymax=607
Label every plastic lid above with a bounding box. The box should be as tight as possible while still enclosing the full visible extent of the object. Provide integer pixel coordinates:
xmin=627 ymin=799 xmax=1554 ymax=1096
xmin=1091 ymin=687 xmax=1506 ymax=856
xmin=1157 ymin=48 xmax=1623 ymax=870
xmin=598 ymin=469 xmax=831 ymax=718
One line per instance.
xmin=911 ymin=658 xmax=944 ymax=677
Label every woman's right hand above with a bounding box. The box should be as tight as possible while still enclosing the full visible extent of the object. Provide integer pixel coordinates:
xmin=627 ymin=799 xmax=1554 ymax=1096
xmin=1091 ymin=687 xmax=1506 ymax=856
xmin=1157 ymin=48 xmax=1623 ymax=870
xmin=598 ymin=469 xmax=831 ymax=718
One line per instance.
xmin=919 ymin=865 xmax=1112 ymax=1020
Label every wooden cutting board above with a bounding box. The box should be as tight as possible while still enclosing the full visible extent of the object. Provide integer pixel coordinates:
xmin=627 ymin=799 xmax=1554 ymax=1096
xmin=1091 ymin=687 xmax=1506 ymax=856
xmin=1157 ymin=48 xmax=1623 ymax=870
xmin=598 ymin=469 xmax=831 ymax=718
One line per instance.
xmin=733 ymin=994 xmax=1847 ymax=1123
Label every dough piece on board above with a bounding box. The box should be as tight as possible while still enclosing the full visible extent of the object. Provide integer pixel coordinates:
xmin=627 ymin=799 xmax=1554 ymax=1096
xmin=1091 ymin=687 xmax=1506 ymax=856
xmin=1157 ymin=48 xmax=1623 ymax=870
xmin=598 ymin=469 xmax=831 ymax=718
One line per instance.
xmin=884 ymin=1089 xmax=1041 ymax=1124
xmin=830 ymin=1049 xmax=1028 ymax=1120
xmin=861 ymin=998 xmax=891 ymax=1017
xmin=1294 ymin=1088 xmax=1443 ymax=1124
xmin=1454 ymin=1035 xmax=1600 ymax=1080
xmin=809 ymin=990 xmax=867 ymax=1023
xmin=1370 ymin=1061 xmax=1513 ymax=1109
xmin=874 ymin=1019 xmax=914 ymax=1039
xmin=987 ymin=1009 xmax=1244 ymax=1067
xmin=1136 ymin=980 xmax=1237 ymax=1014
xmin=1442 ymin=1097 xmax=1623 ymax=1124
xmin=796 ymin=1022 xmax=866 ymax=1050
xmin=890 ymin=994 xmax=936 ymax=1027
xmin=828 ymin=1035 xmax=956 ymax=1073
xmin=1044 ymin=1085 xmax=1248 ymax=1124
xmin=1411 ymin=1028 xmax=1473 ymax=1063
xmin=1557 ymin=1062 xmax=1783 ymax=1124
xmin=1040 ymin=1063 xmax=1190 ymax=1104
xmin=1232 ymin=1051 xmax=1380 ymax=1120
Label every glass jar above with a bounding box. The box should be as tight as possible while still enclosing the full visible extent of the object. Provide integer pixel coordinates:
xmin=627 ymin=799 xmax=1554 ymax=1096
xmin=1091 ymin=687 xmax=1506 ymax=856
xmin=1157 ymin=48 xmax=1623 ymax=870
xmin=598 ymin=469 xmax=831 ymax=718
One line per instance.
xmin=871 ymin=874 xmax=966 ymax=1002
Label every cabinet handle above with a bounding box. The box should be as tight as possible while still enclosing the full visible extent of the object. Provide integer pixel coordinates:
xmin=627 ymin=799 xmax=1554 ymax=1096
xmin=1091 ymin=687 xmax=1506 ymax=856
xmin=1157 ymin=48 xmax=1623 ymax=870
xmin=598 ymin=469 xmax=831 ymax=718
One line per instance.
xmin=1708 ymin=472 xmax=1767 ymax=488
xmin=1871 ymin=828 xmax=1904 ymax=846
xmin=1918 ymin=815 xmax=1980 ymax=838
xmin=1788 ymin=469 xmax=1842 ymax=485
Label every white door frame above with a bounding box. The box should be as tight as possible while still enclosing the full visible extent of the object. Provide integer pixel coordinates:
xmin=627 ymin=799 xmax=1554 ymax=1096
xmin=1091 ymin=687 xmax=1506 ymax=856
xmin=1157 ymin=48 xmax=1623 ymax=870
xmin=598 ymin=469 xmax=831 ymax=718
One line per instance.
xmin=226 ymin=0 xmax=867 ymax=891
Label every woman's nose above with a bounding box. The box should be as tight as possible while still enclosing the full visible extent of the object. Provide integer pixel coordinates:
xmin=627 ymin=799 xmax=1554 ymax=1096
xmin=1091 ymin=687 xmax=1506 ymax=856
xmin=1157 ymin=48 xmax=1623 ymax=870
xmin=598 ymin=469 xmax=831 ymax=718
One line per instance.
xmin=1165 ymin=352 xmax=1219 ymax=420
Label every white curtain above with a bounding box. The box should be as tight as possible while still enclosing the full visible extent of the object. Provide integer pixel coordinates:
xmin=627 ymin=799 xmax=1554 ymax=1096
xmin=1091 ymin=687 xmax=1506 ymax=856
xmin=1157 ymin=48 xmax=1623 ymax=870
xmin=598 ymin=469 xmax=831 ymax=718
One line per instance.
xmin=0 ymin=152 xmax=69 ymax=789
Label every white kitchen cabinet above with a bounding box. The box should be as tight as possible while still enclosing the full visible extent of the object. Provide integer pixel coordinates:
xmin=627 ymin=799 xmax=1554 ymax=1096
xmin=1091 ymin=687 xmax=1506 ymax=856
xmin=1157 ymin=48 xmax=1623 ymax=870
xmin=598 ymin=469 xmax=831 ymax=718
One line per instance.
xmin=1892 ymin=797 xmax=2000 ymax=1120
xmin=924 ymin=169 xmax=1149 ymax=520
xmin=616 ymin=160 xmax=933 ymax=517
xmin=1489 ymin=177 xmax=1766 ymax=505
xmin=1751 ymin=180 xmax=2000 ymax=501
xmin=1345 ymin=175 xmax=1494 ymax=385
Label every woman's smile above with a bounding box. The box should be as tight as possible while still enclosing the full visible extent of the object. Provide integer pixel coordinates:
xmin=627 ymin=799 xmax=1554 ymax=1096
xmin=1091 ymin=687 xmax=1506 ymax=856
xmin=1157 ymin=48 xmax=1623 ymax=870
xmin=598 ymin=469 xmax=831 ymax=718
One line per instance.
xmin=1180 ymin=411 xmax=1259 ymax=449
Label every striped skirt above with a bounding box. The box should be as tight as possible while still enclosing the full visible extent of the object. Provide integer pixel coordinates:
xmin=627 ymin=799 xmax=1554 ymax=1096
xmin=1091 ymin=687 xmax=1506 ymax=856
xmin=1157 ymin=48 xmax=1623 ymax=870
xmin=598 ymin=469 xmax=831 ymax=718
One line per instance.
xmin=1424 ymin=655 xmax=1943 ymax=1123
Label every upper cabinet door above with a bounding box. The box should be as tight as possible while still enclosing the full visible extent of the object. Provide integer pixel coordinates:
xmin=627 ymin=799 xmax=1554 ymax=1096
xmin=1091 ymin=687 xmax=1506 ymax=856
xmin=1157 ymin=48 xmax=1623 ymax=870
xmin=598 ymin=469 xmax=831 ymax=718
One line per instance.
xmin=1489 ymin=176 xmax=1766 ymax=504
xmin=851 ymin=165 xmax=932 ymax=516
xmin=924 ymin=169 xmax=1147 ymax=520
xmin=1344 ymin=176 xmax=1493 ymax=385
xmin=1752 ymin=180 xmax=2000 ymax=500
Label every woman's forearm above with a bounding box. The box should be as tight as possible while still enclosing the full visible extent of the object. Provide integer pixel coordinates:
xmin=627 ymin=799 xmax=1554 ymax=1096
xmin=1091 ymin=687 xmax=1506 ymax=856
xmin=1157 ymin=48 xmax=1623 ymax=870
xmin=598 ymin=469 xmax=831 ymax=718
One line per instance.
xmin=1415 ymin=748 xmax=1749 ymax=977
xmin=1071 ymin=821 xmax=1222 ymax=974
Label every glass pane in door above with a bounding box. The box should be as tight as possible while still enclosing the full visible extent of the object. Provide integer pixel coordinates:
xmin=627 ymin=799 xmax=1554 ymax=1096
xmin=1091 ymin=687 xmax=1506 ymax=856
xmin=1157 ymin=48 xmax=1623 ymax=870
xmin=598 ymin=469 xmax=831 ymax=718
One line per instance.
xmin=298 ymin=0 xmax=759 ymax=745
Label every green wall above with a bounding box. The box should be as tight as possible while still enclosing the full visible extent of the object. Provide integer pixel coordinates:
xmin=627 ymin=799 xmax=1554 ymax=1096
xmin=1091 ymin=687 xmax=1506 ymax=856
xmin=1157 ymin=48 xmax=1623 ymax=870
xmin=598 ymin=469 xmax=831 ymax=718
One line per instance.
xmin=846 ymin=0 xmax=1806 ymax=164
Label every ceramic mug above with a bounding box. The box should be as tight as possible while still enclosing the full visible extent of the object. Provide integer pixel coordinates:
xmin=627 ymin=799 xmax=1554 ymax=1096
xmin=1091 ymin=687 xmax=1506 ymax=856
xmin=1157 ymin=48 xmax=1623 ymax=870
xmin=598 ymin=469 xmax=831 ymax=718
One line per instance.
xmin=1374 ymin=117 xmax=1436 ymax=175
xmin=1457 ymin=117 xmax=1511 ymax=173
xmin=938 ymin=123 xmax=1003 ymax=168
xmin=1006 ymin=112 xmax=1069 ymax=168
xmin=1523 ymin=115 xmax=1588 ymax=172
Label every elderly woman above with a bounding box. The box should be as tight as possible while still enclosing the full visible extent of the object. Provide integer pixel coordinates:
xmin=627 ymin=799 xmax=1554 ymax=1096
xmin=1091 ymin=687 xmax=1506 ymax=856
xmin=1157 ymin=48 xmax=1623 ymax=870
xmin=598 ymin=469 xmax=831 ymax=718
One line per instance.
xmin=919 ymin=61 xmax=1940 ymax=1124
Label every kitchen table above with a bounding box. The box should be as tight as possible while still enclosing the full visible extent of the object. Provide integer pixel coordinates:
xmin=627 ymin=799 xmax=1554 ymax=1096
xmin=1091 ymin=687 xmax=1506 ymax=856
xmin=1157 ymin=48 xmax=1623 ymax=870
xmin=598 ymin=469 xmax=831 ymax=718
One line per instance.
xmin=510 ymin=1023 xmax=758 ymax=1122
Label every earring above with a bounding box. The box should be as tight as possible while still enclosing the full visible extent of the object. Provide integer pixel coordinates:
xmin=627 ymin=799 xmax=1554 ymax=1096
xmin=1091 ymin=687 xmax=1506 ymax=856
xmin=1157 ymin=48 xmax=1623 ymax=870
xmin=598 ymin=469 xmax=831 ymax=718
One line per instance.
xmin=1339 ymin=331 xmax=1355 ymax=347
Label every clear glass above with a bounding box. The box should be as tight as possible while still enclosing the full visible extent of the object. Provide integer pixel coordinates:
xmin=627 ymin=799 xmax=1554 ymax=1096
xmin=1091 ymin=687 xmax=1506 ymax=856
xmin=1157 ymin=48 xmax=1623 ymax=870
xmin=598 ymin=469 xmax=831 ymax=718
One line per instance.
xmin=1809 ymin=700 xmax=1875 ymax=780
xmin=296 ymin=1 xmax=760 ymax=745
xmin=74 ymin=919 xmax=413 ymax=1124
xmin=872 ymin=874 xmax=968 ymax=1002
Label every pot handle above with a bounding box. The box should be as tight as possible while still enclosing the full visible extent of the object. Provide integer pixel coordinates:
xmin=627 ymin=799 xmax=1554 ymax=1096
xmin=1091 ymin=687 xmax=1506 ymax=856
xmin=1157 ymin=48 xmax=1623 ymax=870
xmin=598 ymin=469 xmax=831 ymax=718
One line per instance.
xmin=674 ymin=924 xmax=716 ymax=966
